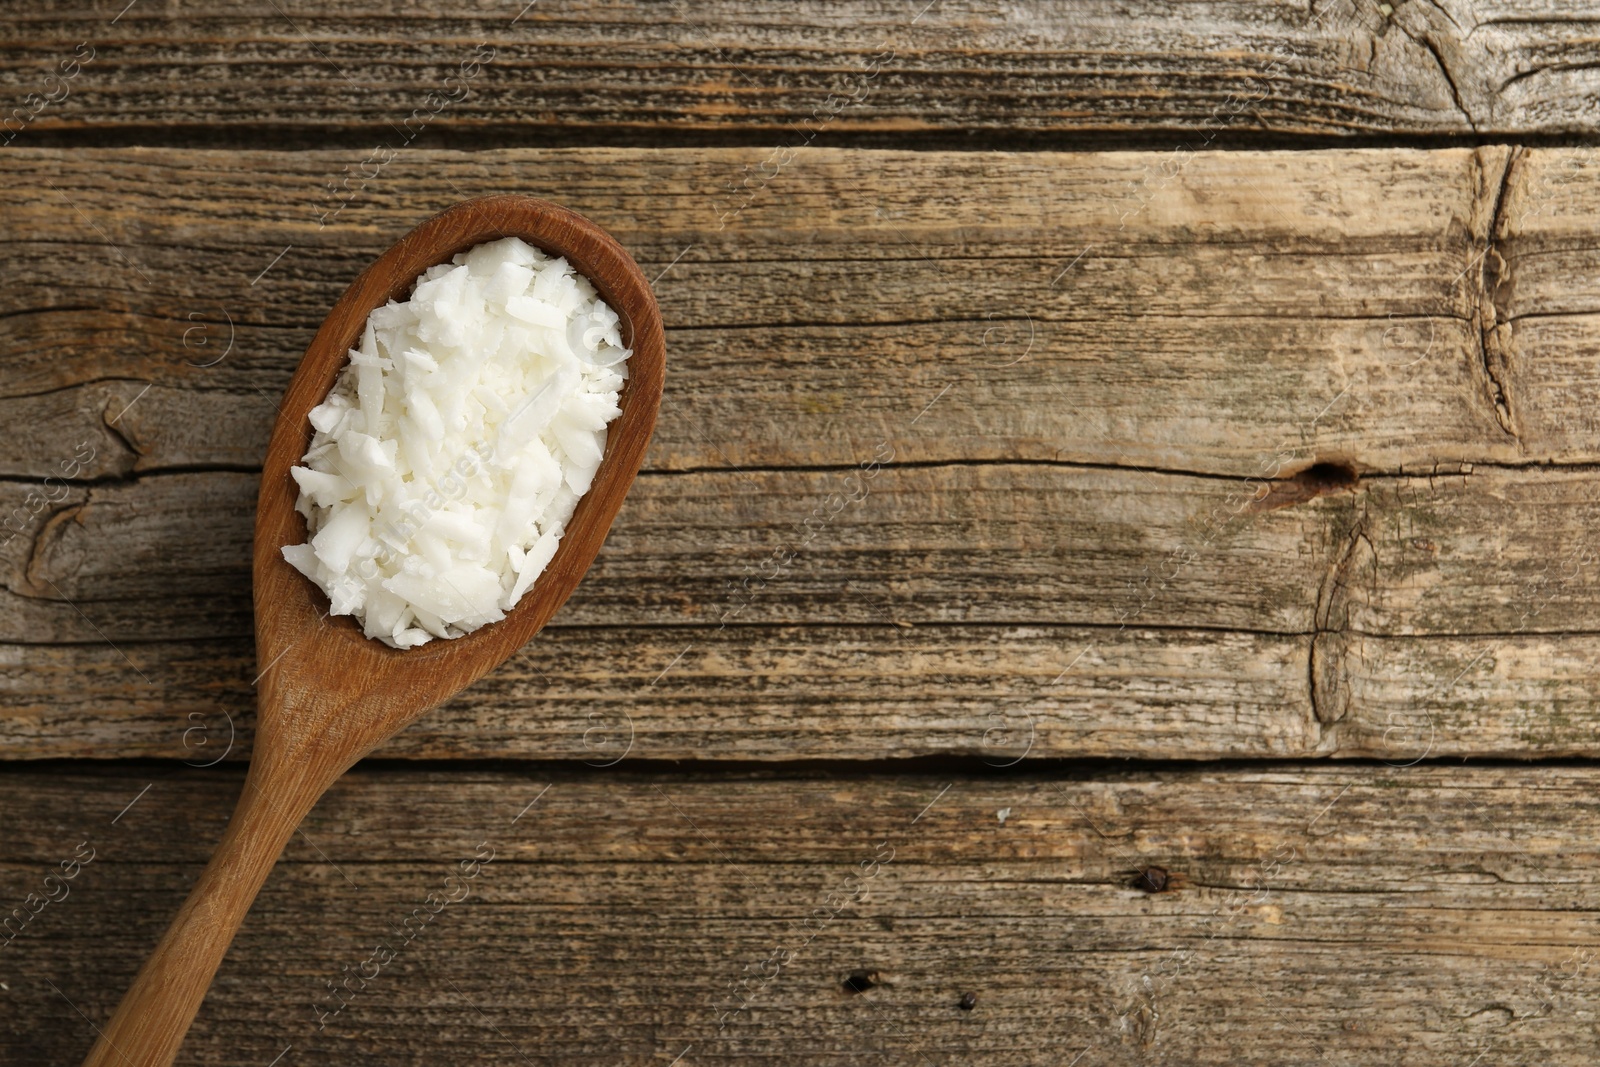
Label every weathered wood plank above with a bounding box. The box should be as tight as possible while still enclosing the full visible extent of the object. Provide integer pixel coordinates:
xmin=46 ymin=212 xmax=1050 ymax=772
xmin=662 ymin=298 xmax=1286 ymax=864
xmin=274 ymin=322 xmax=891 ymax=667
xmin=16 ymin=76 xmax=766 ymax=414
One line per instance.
xmin=9 ymin=146 xmax=1600 ymax=762
xmin=1475 ymin=148 xmax=1600 ymax=460
xmin=18 ymin=627 xmax=1600 ymax=763
xmin=6 ymin=2 xmax=1600 ymax=140
xmin=14 ymin=145 xmax=1600 ymax=481
xmin=1331 ymin=631 xmax=1600 ymax=760
xmin=0 ymin=465 xmax=1341 ymax=642
xmin=2 ymin=626 xmax=1321 ymax=763
xmin=11 ymin=464 xmax=1600 ymax=643
xmin=4 ymin=765 xmax=1599 ymax=1064
xmin=0 ymin=146 xmax=1545 ymax=480
xmin=1339 ymin=467 xmax=1600 ymax=636
xmin=9 ymin=462 xmax=1600 ymax=760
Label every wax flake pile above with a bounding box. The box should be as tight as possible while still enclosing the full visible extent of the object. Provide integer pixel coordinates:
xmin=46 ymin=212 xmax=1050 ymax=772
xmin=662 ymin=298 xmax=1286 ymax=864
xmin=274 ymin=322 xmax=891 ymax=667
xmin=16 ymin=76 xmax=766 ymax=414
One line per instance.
xmin=283 ymin=237 xmax=630 ymax=648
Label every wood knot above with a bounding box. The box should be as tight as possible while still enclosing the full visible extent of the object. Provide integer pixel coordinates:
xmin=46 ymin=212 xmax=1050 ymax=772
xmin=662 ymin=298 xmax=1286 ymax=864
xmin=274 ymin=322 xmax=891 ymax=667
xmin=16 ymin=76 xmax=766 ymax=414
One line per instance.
xmin=1247 ymin=460 xmax=1360 ymax=513
xmin=1132 ymin=866 xmax=1170 ymax=893
xmin=843 ymin=970 xmax=881 ymax=994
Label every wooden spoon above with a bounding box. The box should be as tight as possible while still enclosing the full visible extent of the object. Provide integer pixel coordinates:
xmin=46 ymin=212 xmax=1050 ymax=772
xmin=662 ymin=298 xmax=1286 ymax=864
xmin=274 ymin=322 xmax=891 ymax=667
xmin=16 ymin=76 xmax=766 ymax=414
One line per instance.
xmin=81 ymin=195 xmax=665 ymax=1066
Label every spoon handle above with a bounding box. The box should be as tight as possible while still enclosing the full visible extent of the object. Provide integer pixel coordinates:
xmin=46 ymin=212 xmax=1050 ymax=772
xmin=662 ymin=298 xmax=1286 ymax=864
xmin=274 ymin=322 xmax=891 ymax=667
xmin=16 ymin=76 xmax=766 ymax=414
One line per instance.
xmin=81 ymin=764 xmax=321 ymax=1066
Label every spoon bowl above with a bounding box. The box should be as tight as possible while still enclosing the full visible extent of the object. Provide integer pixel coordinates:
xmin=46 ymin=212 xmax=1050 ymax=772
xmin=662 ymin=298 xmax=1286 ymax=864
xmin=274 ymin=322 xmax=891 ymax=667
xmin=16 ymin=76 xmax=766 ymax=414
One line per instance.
xmin=83 ymin=195 xmax=664 ymax=1065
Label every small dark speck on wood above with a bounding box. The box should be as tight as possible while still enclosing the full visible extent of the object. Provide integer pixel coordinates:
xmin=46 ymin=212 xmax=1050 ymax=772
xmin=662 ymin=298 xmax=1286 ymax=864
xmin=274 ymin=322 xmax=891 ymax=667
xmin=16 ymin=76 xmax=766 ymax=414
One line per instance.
xmin=843 ymin=970 xmax=879 ymax=994
xmin=960 ymin=991 xmax=979 ymax=1011
xmin=1134 ymin=866 xmax=1170 ymax=893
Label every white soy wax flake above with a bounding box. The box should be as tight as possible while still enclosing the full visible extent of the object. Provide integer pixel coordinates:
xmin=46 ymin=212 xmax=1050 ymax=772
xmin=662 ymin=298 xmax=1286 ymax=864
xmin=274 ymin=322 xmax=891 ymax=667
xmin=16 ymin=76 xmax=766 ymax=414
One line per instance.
xmin=282 ymin=236 xmax=630 ymax=648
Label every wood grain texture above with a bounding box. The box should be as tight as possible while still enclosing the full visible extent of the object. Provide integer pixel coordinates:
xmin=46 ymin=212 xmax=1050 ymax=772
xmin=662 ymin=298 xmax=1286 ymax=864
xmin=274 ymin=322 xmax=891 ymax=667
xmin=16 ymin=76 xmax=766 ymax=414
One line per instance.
xmin=12 ymin=7 xmax=1600 ymax=1061
xmin=6 ymin=764 xmax=1600 ymax=1065
xmin=9 ymin=146 xmax=1600 ymax=762
xmin=3 ymin=627 xmax=1322 ymax=763
xmin=0 ymin=465 xmax=1340 ymax=639
xmin=9 ymin=464 xmax=1600 ymax=638
xmin=17 ymin=627 xmax=1600 ymax=763
xmin=1 ymin=145 xmax=1524 ymax=481
xmin=9 ymin=144 xmax=1600 ymax=480
xmin=9 ymin=1 xmax=1600 ymax=141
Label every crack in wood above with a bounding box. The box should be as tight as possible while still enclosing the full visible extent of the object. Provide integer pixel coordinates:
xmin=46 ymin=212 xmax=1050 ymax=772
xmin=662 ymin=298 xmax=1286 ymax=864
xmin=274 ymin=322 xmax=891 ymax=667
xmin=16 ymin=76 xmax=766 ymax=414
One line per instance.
xmin=1474 ymin=146 xmax=1523 ymax=442
xmin=1309 ymin=501 xmax=1375 ymax=731
xmin=1384 ymin=2 xmax=1476 ymax=129
xmin=4 ymin=455 xmax=1599 ymax=492
xmin=20 ymin=497 xmax=90 ymax=599
xmin=1420 ymin=34 xmax=1476 ymax=131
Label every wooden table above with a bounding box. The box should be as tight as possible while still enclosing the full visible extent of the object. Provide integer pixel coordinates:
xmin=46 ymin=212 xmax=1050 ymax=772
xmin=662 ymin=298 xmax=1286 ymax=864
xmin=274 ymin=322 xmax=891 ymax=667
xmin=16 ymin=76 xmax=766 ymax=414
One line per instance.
xmin=6 ymin=3 xmax=1600 ymax=1063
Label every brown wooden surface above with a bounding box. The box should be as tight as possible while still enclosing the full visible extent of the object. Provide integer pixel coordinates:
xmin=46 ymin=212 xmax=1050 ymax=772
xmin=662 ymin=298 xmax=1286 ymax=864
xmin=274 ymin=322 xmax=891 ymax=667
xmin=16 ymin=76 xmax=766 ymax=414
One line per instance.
xmin=0 ymin=146 xmax=1514 ymax=479
xmin=9 ymin=8 xmax=1600 ymax=1065
xmin=7 ymin=148 xmax=1600 ymax=763
xmin=9 ymin=2 xmax=1600 ymax=142
xmin=7 ymin=765 xmax=1600 ymax=1064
